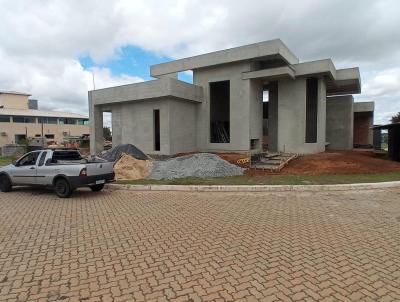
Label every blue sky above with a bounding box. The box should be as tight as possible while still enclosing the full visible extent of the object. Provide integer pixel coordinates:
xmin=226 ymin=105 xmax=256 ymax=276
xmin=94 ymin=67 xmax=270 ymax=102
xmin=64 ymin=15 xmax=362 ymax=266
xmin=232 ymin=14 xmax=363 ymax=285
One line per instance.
xmin=80 ymin=45 xmax=193 ymax=84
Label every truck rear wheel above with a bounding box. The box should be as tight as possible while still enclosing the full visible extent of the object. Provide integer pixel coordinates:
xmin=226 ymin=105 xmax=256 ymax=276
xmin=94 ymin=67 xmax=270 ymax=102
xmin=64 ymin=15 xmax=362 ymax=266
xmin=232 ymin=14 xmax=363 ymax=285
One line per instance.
xmin=54 ymin=178 xmax=73 ymax=198
xmin=90 ymin=184 xmax=104 ymax=192
xmin=0 ymin=175 xmax=12 ymax=192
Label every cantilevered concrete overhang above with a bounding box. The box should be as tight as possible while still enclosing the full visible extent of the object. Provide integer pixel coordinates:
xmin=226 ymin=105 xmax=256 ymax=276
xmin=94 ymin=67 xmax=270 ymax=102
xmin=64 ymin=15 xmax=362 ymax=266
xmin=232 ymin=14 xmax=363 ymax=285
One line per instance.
xmin=240 ymin=58 xmax=361 ymax=95
xmin=327 ymin=68 xmax=361 ymax=96
xmin=150 ymin=39 xmax=299 ymax=77
xmin=354 ymin=101 xmax=374 ymax=113
xmin=294 ymin=60 xmax=361 ymax=95
xmin=89 ymin=77 xmax=203 ymax=106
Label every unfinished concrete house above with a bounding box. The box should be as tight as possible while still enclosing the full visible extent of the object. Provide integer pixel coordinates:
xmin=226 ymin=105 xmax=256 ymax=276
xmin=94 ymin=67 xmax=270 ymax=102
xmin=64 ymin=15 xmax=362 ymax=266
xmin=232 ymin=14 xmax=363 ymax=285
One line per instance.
xmin=89 ymin=39 xmax=373 ymax=155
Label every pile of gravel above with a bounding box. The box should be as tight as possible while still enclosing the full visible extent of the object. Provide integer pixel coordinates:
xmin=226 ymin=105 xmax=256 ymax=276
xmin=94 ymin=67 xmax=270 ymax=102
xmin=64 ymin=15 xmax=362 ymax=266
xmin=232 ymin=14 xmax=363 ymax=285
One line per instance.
xmin=149 ymin=153 xmax=244 ymax=180
xmin=99 ymin=144 xmax=148 ymax=162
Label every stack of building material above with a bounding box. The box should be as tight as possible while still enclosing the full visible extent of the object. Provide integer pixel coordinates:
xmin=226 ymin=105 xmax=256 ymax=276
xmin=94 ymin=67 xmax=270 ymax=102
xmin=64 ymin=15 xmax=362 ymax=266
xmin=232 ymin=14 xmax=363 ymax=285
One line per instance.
xmin=100 ymin=144 xmax=148 ymax=162
xmin=113 ymin=153 xmax=152 ymax=180
xmin=149 ymin=153 xmax=244 ymax=180
xmin=251 ymin=152 xmax=298 ymax=172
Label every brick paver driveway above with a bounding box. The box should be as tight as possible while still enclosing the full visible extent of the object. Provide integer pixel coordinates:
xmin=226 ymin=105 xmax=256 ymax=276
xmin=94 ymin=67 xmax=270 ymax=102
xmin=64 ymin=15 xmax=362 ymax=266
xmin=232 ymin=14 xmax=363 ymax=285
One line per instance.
xmin=1 ymin=187 xmax=400 ymax=302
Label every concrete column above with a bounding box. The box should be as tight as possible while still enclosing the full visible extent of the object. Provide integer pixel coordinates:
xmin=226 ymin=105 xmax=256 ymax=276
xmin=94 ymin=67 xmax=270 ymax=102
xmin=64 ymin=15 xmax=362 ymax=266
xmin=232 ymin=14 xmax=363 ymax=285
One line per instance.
xmin=111 ymin=105 xmax=122 ymax=148
xmin=249 ymin=79 xmax=263 ymax=153
xmin=89 ymin=93 xmax=103 ymax=154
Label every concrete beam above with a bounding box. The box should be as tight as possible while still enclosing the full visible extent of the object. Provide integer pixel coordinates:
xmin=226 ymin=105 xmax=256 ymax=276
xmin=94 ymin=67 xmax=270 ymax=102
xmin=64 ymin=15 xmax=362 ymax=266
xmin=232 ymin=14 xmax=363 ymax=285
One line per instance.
xmin=242 ymin=66 xmax=295 ymax=80
xmin=150 ymin=39 xmax=299 ymax=77
xmin=294 ymin=59 xmax=336 ymax=79
xmin=89 ymin=77 xmax=203 ymax=106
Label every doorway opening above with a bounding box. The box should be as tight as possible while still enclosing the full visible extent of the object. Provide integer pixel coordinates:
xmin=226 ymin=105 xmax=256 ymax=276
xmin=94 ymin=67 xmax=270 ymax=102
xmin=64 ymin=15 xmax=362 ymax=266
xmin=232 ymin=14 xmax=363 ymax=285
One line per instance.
xmin=305 ymin=78 xmax=318 ymax=143
xmin=210 ymin=80 xmax=230 ymax=143
xmin=103 ymin=111 xmax=112 ymax=150
xmin=262 ymin=81 xmax=278 ymax=152
xmin=154 ymin=109 xmax=160 ymax=151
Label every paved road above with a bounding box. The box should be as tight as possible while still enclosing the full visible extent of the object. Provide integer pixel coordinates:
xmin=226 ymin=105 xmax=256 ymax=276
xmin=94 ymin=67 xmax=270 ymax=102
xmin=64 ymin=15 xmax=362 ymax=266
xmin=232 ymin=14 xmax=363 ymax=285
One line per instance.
xmin=0 ymin=187 xmax=400 ymax=301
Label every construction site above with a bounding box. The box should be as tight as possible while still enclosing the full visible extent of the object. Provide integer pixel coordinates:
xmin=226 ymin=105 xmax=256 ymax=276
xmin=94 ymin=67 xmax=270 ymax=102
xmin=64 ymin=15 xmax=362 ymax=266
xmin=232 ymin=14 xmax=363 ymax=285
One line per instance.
xmin=88 ymin=40 xmax=400 ymax=181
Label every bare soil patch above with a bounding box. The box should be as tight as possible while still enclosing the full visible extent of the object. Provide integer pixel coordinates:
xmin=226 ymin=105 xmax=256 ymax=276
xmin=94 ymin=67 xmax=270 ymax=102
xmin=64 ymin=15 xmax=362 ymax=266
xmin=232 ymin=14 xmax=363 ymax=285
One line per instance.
xmin=246 ymin=150 xmax=400 ymax=176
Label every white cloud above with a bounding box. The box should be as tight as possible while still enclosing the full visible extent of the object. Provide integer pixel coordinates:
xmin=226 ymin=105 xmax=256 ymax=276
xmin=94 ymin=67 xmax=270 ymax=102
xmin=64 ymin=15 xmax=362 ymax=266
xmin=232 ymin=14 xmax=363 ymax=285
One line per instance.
xmin=0 ymin=50 xmax=142 ymax=115
xmin=0 ymin=0 xmax=399 ymax=123
xmin=363 ymin=69 xmax=400 ymax=98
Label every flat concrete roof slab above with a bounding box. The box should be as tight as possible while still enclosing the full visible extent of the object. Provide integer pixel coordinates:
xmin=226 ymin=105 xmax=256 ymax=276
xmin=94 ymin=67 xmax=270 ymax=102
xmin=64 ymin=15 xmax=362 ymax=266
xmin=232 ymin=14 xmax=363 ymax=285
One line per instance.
xmin=89 ymin=78 xmax=203 ymax=105
xmin=150 ymin=39 xmax=299 ymax=77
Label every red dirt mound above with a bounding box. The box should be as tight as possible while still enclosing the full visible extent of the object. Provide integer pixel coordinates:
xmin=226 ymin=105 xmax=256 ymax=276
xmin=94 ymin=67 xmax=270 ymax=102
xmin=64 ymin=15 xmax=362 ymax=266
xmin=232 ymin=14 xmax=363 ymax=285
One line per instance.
xmin=246 ymin=150 xmax=400 ymax=176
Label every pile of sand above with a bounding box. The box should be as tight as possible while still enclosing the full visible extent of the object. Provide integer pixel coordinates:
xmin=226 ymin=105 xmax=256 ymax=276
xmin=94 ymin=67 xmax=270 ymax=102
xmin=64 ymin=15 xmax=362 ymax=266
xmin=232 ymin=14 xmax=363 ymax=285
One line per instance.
xmin=113 ymin=153 xmax=152 ymax=180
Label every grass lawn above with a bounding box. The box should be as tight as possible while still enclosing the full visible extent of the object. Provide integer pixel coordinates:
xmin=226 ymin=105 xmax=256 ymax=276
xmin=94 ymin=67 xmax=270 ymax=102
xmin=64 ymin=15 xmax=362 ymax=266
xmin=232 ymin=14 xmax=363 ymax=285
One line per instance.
xmin=0 ymin=156 xmax=14 ymax=166
xmin=116 ymin=172 xmax=400 ymax=186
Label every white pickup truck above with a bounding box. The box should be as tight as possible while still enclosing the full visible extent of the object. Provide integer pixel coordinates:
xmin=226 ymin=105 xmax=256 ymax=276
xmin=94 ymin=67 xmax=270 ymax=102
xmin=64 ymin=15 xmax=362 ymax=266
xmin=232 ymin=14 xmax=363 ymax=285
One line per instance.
xmin=0 ymin=149 xmax=114 ymax=198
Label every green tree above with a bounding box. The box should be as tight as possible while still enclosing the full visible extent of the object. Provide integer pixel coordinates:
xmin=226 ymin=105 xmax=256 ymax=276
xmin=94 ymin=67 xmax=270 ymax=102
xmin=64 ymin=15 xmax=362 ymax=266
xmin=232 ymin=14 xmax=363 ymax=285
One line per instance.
xmin=103 ymin=127 xmax=112 ymax=141
xmin=391 ymin=112 xmax=400 ymax=123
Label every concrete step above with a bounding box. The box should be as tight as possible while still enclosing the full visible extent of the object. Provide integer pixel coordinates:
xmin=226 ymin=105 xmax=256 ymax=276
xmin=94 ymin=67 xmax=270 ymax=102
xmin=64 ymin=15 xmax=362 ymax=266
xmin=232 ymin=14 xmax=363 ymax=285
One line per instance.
xmin=251 ymin=153 xmax=298 ymax=171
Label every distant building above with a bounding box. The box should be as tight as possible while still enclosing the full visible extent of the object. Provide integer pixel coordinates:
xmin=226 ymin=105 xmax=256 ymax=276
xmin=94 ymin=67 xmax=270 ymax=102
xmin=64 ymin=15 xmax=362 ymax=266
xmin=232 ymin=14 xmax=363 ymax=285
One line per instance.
xmin=0 ymin=91 xmax=89 ymax=147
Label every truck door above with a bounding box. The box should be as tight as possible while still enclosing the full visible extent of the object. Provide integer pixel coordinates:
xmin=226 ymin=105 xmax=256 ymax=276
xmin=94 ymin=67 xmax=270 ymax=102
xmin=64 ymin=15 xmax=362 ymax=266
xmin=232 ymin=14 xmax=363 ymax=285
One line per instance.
xmin=35 ymin=151 xmax=52 ymax=185
xmin=9 ymin=151 xmax=41 ymax=185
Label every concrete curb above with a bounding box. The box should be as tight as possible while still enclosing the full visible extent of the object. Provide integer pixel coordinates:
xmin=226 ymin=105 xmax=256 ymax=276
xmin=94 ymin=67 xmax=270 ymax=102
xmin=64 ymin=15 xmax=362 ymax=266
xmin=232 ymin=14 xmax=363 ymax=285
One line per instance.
xmin=109 ymin=181 xmax=400 ymax=192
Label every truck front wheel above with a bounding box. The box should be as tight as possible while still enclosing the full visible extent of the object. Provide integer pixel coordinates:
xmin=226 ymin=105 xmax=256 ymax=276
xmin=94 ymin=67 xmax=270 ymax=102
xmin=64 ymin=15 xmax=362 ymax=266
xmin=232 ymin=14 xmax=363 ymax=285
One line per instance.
xmin=0 ymin=175 xmax=12 ymax=192
xmin=54 ymin=178 xmax=73 ymax=198
xmin=90 ymin=184 xmax=104 ymax=192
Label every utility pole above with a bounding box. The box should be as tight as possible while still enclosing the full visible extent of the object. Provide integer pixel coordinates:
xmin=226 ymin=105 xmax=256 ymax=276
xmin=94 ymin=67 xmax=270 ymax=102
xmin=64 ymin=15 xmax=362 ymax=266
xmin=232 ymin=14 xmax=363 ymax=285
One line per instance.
xmin=92 ymin=71 xmax=96 ymax=90
xmin=41 ymin=121 xmax=44 ymax=148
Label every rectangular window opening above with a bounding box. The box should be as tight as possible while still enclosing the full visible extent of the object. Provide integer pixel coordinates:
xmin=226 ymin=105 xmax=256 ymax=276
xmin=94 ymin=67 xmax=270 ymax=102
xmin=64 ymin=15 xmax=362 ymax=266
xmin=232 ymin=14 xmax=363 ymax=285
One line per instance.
xmin=154 ymin=109 xmax=160 ymax=151
xmin=210 ymin=80 xmax=230 ymax=143
xmin=0 ymin=115 xmax=10 ymax=122
xmin=305 ymin=78 xmax=318 ymax=143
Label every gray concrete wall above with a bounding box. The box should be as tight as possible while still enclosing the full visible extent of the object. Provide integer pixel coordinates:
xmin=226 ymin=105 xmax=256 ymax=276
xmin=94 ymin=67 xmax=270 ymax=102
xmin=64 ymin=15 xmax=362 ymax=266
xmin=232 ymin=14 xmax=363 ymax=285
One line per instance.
xmin=89 ymin=94 xmax=103 ymax=154
xmin=118 ymin=99 xmax=171 ymax=155
xmin=326 ymin=95 xmax=354 ymax=150
xmin=110 ymin=104 xmax=123 ymax=148
xmin=90 ymin=97 xmax=197 ymax=156
xmin=193 ymin=62 xmax=253 ymax=152
xmin=89 ymin=78 xmax=203 ymax=155
xmin=169 ymin=99 xmax=197 ymax=154
xmin=276 ymin=77 xmax=326 ymax=154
